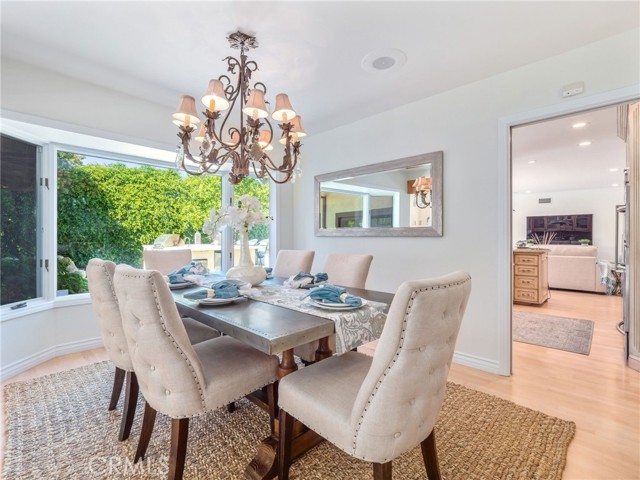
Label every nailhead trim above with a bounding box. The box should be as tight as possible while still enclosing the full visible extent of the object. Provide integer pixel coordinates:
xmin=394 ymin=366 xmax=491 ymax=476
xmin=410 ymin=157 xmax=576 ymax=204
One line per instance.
xmin=121 ymin=270 xmax=207 ymax=412
xmin=351 ymin=276 xmax=471 ymax=456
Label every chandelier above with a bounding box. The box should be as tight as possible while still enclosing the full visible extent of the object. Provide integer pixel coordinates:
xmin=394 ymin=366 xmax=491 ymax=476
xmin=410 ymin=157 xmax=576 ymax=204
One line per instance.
xmin=172 ymin=31 xmax=305 ymax=184
xmin=412 ymin=176 xmax=432 ymax=209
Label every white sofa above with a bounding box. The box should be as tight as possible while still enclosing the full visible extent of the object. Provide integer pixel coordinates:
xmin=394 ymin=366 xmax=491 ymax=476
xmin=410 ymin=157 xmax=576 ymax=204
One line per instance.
xmin=543 ymin=244 xmax=605 ymax=293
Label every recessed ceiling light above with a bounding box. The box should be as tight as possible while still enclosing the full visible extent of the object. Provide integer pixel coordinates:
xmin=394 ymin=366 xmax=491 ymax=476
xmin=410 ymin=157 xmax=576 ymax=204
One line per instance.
xmin=609 ymin=168 xmax=619 ymax=172
xmin=525 ymin=190 xmax=532 ymax=194
xmin=612 ymin=183 xmax=620 ymax=187
xmin=578 ymin=141 xmax=592 ymax=147
xmin=527 ymin=160 xmax=536 ymax=164
xmin=572 ymin=122 xmax=587 ymax=129
xmin=361 ymin=48 xmax=407 ymax=73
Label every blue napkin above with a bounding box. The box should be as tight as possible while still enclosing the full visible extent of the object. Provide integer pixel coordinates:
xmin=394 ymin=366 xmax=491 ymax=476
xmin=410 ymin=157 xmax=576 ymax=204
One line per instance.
xmin=307 ymin=284 xmax=362 ymax=307
xmin=168 ymin=262 xmax=208 ymax=283
xmin=314 ymin=272 xmax=328 ymax=283
xmin=292 ymin=272 xmax=328 ymax=284
xmin=183 ymin=280 xmax=241 ymax=300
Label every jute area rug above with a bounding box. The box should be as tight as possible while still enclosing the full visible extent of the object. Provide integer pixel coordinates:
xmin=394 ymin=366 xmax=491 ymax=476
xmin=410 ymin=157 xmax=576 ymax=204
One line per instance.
xmin=2 ymin=361 xmax=575 ymax=480
xmin=512 ymin=310 xmax=594 ymax=355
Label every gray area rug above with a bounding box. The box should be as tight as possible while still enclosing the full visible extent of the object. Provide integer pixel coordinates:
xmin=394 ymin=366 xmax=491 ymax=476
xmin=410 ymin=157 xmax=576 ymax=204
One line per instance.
xmin=513 ymin=310 xmax=594 ymax=355
xmin=2 ymin=361 xmax=576 ymax=480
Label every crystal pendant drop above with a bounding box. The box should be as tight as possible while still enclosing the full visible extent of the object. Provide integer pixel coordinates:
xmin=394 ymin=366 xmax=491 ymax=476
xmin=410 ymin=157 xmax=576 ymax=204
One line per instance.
xmin=202 ymin=133 xmax=214 ymax=157
xmin=175 ymin=145 xmax=184 ymax=168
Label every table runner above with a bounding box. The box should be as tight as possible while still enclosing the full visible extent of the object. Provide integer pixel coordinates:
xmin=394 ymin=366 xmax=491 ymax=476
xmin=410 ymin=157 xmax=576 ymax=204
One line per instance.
xmin=246 ymin=285 xmax=388 ymax=354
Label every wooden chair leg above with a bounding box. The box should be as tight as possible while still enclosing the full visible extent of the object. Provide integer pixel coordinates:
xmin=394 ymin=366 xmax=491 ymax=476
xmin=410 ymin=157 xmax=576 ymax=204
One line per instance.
xmin=421 ymin=430 xmax=442 ymax=480
xmin=373 ymin=461 xmax=392 ymax=480
xmin=108 ymin=367 xmax=126 ymax=411
xmin=266 ymin=382 xmax=278 ymax=434
xmin=118 ymin=371 xmax=139 ymax=441
xmin=169 ymin=418 xmax=189 ymax=480
xmin=134 ymin=401 xmax=157 ymax=463
xmin=226 ymin=402 xmax=236 ymax=413
xmin=278 ymin=409 xmax=294 ymax=480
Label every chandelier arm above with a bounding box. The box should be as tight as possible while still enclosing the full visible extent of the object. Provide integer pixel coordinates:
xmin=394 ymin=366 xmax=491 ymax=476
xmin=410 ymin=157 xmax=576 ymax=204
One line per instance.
xmin=258 ymin=164 xmax=293 ymax=184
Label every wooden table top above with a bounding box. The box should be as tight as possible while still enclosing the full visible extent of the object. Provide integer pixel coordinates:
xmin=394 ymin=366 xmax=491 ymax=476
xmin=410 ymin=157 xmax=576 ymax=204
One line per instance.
xmin=172 ymin=276 xmax=394 ymax=356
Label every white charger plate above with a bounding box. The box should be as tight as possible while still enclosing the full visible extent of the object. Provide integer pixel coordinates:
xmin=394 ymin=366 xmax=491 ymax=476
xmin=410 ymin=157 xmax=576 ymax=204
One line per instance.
xmin=311 ymin=299 xmax=367 ymax=311
xmin=198 ymin=296 xmax=242 ymax=306
xmin=168 ymin=282 xmax=194 ymax=290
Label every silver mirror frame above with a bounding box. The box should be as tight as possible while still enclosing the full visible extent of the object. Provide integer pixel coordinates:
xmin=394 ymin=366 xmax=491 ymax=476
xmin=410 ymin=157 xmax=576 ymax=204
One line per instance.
xmin=314 ymin=151 xmax=443 ymax=237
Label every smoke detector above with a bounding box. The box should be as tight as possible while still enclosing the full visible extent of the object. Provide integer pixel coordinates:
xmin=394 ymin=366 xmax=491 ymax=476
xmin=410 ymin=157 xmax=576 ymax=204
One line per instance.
xmin=361 ymin=48 xmax=407 ymax=73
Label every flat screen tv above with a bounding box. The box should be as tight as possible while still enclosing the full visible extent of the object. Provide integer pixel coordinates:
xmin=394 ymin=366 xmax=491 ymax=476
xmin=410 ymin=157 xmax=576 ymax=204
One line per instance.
xmin=526 ymin=214 xmax=592 ymax=244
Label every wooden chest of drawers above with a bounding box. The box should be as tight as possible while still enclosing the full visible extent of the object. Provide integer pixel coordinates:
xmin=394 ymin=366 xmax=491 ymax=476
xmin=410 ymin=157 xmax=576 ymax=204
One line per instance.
xmin=513 ymin=249 xmax=550 ymax=305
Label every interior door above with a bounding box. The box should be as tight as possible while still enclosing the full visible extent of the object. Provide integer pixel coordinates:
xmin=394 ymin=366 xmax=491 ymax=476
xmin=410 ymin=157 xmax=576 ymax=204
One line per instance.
xmin=625 ymin=102 xmax=639 ymax=370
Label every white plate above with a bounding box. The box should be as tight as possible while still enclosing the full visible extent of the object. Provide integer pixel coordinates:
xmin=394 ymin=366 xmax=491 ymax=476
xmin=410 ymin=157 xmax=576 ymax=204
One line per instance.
xmin=198 ymin=297 xmax=242 ymax=306
xmin=311 ymin=299 xmax=367 ymax=311
xmin=168 ymin=282 xmax=194 ymax=290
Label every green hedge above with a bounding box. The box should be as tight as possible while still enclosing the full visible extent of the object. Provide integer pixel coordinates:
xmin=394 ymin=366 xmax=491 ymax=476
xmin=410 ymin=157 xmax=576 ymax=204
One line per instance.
xmin=57 ymin=152 xmax=269 ymax=293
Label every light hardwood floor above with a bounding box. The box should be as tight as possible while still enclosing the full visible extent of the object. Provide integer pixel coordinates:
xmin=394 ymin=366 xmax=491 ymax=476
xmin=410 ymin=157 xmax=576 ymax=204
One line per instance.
xmin=2 ymin=290 xmax=639 ymax=479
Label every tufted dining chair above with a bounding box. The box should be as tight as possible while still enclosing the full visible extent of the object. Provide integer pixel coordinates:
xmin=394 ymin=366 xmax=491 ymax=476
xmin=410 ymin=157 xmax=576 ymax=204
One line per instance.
xmin=143 ymin=248 xmax=192 ymax=275
xmin=278 ymin=271 xmax=472 ymax=480
xmin=113 ymin=265 xmax=279 ymax=480
xmin=294 ymin=253 xmax=373 ymax=362
xmin=271 ymin=249 xmax=315 ymax=278
xmin=323 ymin=253 xmax=374 ymax=289
xmin=86 ymin=259 xmax=220 ymax=441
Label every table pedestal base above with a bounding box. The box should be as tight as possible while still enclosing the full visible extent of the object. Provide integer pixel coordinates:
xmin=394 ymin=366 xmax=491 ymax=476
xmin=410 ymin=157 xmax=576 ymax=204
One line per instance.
xmin=245 ymin=348 xmax=328 ymax=479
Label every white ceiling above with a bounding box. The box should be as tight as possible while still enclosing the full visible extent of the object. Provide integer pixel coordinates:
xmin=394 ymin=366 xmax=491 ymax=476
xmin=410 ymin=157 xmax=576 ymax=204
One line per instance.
xmin=1 ymin=1 xmax=638 ymax=191
xmin=512 ymin=105 xmax=627 ymax=193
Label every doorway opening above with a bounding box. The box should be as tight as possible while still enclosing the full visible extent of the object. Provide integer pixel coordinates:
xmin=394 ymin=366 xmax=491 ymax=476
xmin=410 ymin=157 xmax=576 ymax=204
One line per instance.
xmin=509 ymin=103 xmax=631 ymax=371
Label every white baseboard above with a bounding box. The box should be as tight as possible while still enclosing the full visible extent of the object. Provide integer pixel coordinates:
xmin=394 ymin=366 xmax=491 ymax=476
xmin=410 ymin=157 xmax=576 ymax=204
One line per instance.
xmin=1 ymin=336 xmax=104 ymax=382
xmin=453 ymin=350 xmax=503 ymax=376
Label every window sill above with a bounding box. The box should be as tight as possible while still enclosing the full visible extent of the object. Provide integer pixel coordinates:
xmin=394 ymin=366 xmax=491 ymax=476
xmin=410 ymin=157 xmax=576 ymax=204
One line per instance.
xmin=0 ymin=293 xmax=91 ymax=322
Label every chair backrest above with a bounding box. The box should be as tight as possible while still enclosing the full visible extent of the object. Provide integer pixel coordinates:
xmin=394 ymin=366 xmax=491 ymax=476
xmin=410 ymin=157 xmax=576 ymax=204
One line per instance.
xmin=143 ymin=248 xmax=192 ymax=275
xmin=323 ymin=253 xmax=373 ymax=289
xmin=86 ymin=259 xmax=133 ymax=372
xmin=272 ymin=250 xmax=315 ymax=278
xmin=350 ymin=271 xmax=472 ymax=462
xmin=113 ymin=265 xmax=207 ymax=418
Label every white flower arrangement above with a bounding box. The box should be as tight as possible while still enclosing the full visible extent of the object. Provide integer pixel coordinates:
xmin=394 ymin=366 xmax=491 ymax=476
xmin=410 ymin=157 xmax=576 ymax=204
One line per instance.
xmin=203 ymin=194 xmax=271 ymax=235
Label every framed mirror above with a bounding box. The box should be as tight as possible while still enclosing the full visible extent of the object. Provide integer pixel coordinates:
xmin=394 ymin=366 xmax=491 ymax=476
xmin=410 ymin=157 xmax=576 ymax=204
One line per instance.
xmin=314 ymin=151 xmax=442 ymax=237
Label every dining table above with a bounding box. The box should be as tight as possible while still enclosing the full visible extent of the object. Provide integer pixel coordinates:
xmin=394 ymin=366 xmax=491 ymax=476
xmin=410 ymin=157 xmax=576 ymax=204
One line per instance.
xmin=171 ymin=275 xmax=394 ymax=480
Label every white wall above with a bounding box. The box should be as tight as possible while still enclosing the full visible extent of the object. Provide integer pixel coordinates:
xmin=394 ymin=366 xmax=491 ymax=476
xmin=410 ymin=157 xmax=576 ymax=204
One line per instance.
xmin=1 ymin=29 xmax=638 ymax=378
xmin=293 ymin=29 xmax=640 ymax=373
xmin=1 ymin=58 xmax=177 ymax=151
xmin=513 ymin=188 xmax=625 ymax=261
xmin=0 ymin=302 xmax=102 ymax=380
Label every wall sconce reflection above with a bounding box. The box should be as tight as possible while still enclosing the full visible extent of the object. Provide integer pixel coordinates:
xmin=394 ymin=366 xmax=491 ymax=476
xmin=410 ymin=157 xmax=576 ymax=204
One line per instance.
xmin=412 ymin=176 xmax=432 ymax=209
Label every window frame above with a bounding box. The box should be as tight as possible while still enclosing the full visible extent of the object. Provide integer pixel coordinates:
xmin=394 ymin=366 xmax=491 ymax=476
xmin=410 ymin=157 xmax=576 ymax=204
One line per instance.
xmin=0 ymin=134 xmax=275 ymax=321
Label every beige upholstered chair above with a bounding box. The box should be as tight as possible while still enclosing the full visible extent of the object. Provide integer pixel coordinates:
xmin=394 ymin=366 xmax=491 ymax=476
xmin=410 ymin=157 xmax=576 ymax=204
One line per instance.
xmin=278 ymin=272 xmax=472 ymax=480
xmin=271 ymin=249 xmax=315 ymax=278
xmin=294 ymin=253 xmax=373 ymax=362
xmin=113 ymin=265 xmax=279 ymax=480
xmin=142 ymin=248 xmax=192 ymax=275
xmin=323 ymin=253 xmax=373 ymax=289
xmin=86 ymin=259 xmax=219 ymax=441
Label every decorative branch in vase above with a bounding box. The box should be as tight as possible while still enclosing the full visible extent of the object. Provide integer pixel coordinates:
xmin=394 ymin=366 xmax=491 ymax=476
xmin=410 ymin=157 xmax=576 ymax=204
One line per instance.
xmin=203 ymin=194 xmax=272 ymax=286
xmin=531 ymin=232 xmax=557 ymax=245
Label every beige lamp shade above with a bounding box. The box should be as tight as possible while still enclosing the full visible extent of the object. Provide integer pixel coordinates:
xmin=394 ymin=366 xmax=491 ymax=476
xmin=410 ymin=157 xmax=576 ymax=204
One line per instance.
xmin=242 ymin=89 xmax=269 ymax=118
xmin=172 ymin=95 xmax=201 ymax=127
xmin=201 ymin=79 xmax=230 ymax=111
xmin=412 ymin=176 xmax=432 ymax=191
xmin=258 ymin=131 xmax=273 ymax=151
xmin=272 ymin=93 xmax=296 ymax=122
xmin=194 ymin=124 xmax=206 ymax=143
xmin=291 ymin=116 xmax=307 ymax=137
xmin=279 ymin=116 xmax=306 ymax=144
